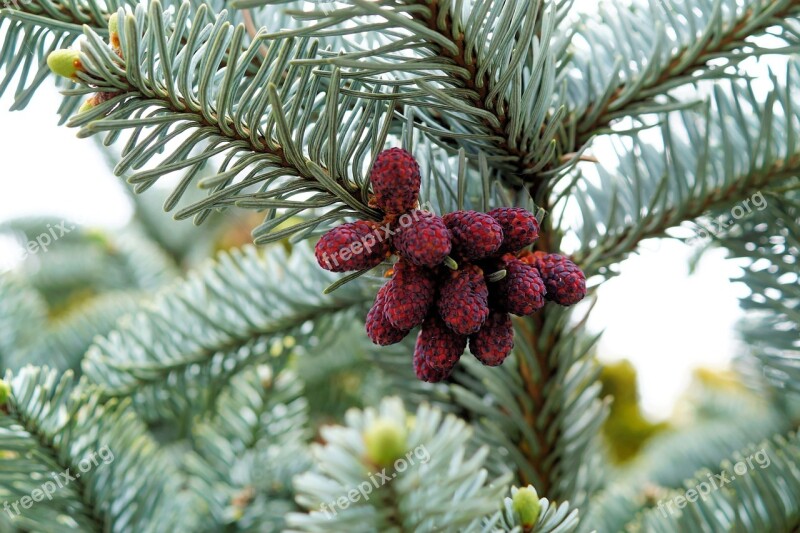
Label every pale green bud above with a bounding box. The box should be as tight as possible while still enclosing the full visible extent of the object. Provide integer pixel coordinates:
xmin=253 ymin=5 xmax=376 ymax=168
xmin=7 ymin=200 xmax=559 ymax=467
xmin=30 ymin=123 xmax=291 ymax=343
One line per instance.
xmin=363 ymin=418 xmax=407 ymax=467
xmin=47 ymin=49 xmax=82 ymax=79
xmin=0 ymin=379 xmax=11 ymax=407
xmin=512 ymin=486 xmax=541 ymax=528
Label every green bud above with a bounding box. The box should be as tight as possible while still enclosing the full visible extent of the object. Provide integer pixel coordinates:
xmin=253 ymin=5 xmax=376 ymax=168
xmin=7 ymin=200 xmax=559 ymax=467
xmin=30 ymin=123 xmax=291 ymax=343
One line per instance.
xmin=78 ymin=98 xmax=96 ymax=114
xmin=47 ymin=49 xmax=82 ymax=79
xmin=108 ymin=14 xmax=122 ymax=52
xmin=108 ymin=14 xmax=119 ymax=36
xmin=363 ymin=418 xmax=407 ymax=467
xmin=512 ymin=486 xmax=541 ymax=528
xmin=0 ymin=380 xmax=11 ymax=406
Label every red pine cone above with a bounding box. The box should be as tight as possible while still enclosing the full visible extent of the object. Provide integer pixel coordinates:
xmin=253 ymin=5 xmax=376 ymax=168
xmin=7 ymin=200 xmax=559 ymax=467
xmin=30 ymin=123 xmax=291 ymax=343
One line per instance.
xmin=443 ymin=210 xmax=504 ymax=261
xmin=366 ymin=285 xmax=410 ymax=346
xmin=437 ymin=264 xmax=490 ymax=335
xmin=413 ymin=350 xmax=455 ymax=383
xmin=469 ymin=311 xmax=514 ymax=366
xmin=493 ymin=255 xmax=546 ymax=316
xmin=393 ymin=210 xmax=452 ymax=268
xmin=488 ymin=207 xmax=540 ymax=252
xmin=383 ymin=261 xmax=436 ymax=330
xmin=529 ymin=252 xmax=586 ymax=306
xmin=413 ymin=315 xmax=467 ymax=381
xmin=370 ymin=148 xmax=421 ymax=214
xmin=315 ymin=220 xmax=389 ymax=272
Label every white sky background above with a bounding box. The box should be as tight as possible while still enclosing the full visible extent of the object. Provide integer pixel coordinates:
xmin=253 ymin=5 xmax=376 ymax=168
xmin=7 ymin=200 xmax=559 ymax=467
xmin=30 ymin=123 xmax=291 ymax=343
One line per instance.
xmin=0 ymin=0 xmax=766 ymax=420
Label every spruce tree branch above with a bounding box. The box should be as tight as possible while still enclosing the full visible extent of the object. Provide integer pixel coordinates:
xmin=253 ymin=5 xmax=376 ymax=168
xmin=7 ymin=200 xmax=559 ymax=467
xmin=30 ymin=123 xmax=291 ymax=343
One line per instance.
xmin=4 ymin=409 xmax=106 ymax=531
xmin=0 ymin=0 xmax=118 ymax=34
xmin=407 ymin=0 xmax=535 ymax=176
xmin=628 ymin=430 xmax=800 ymax=531
xmin=515 ymin=309 xmax=606 ymax=507
xmin=13 ymin=291 xmax=139 ymax=374
xmin=469 ymin=489 xmax=581 ymax=532
xmin=254 ymin=0 xmax=800 ymax=198
xmin=527 ymin=0 xmax=800 ymax=201
xmin=580 ymin=154 xmax=800 ymax=278
xmin=0 ymin=0 xmax=262 ymax=118
xmin=582 ymin=383 xmax=789 ymax=531
xmin=393 ymin=0 xmax=566 ymax=188
xmin=66 ymin=4 xmax=387 ymax=240
xmin=263 ymin=0 xmax=565 ymax=190
xmin=568 ymin=67 xmax=800 ymax=279
xmin=289 ymin=398 xmax=509 ymax=531
xmin=186 ymin=369 xmax=310 ymax=530
xmin=571 ymin=0 xmax=800 ymax=149
xmin=91 ymin=299 xmax=360 ymax=398
xmin=514 ymin=315 xmax=557 ymax=493
xmin=441 ymin=307 xmax=606 ymax=511
xmin=1 ymin=368 xmax=183 ymax=530
xmin=722 ymin=192 xmax=800 ymax=396
xmin=83 ymin=245 xmax=374 ymax=422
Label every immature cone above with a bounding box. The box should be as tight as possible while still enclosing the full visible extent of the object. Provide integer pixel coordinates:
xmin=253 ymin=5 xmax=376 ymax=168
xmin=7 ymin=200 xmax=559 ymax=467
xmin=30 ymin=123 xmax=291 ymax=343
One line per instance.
xmin=529 ymin=252 xmax=586 ymax=306
xmin=370 ymin=148 xmax=421 ymax=214
xmin=443 ymin=210 xmax=503 ymax=261
xmin=488 ymin=207 xmax=540 ymax=252
xmin=493 ymin=255 xmax=546 ymax=316
xmin=315 ymin=220 xmax=389 ymax=272
xmin=413 ymin=315 xmax=467 ymax=379
xmin=512 ymin=486 xmax=541 ymax=528
xmin=469 ymin=311 xmax=514 ymax=366
xmin=437 ymin=264 xmax=489 ymax=335
xmin=366 ymin=285 xmax=409 ymax=346
xmin=413 ymin=349 xmax=454 ymax=383
xmin=383 ymin=261 xmax=436 ymax=330
xmin=363 ymin=418 xmax=407 ymax=467
xmin=47 ymin=49 xmax=82 ymax=80
xmin=393 ymin=210 xmax=452 ymax=268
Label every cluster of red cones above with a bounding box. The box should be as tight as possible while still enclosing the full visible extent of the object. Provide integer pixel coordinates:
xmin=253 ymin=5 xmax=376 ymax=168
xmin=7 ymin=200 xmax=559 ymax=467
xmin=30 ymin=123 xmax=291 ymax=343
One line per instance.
xmin=314 ymin=148 xmax=587 ymax=382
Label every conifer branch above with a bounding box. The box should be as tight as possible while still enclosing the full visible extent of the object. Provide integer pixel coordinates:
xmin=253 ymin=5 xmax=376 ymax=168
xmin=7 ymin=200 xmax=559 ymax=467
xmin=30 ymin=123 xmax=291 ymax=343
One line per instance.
xmin=248 ymin=0 xmax=800 ymax=197
xmin=582 ymin=382 xmax=788 ymax=531
xmin=565 ymin=68 xmax=800 ymax=278
xmin=628 ymin=431 xmax=800 ymax=531
xmin=185 ymin=368 xmax=310 ymax=530
xmin=0 ymin=367 xmax=183 ymax=531
xmin=434 ymin=309 xmax=607 ymax=513
xmin=83 ymin=245 xmax=374 ymax=422
xmin=259 ymin=0 xmax=567 ymax=187
xmin=64 ymin=3 xmax=390 ymax=240
xmin=581 ymin=153 xmax=800 ymax=278
xmin=289 ymin=397 xmax=510 ymax=531
xmin=568 ymin=0 xmax=800 ymax=149
xmin=723 ymin=192 xmax=800 ymax=397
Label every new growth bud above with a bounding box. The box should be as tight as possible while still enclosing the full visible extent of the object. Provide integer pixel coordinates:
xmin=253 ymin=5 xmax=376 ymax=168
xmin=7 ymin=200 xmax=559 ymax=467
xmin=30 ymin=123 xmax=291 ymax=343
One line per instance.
xmin=0 ymin=379 xmax=11 ymax=406
xmin=363 ymin=418 xmax=407 ymax=467
xmin=512 ymin=486 xmax=541 ymax=528
xmin=47 ymin=49 xmax=82 ymax=79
